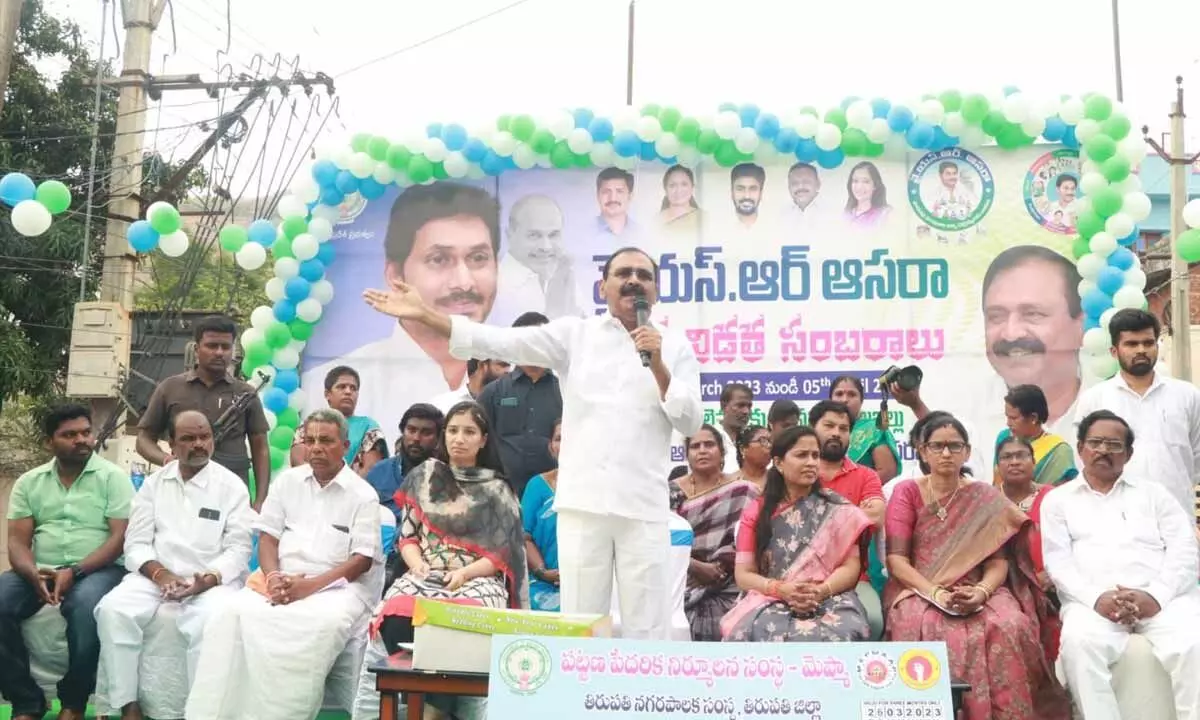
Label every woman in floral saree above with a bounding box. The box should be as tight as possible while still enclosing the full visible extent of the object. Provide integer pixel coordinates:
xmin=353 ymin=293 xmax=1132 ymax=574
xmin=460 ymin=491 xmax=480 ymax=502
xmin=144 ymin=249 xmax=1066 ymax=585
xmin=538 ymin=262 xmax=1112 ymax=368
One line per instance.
xmin=721 ymin=425 xmax=872 ymax=642
xmin=885 ymin=414 xmax=1068 ymax=720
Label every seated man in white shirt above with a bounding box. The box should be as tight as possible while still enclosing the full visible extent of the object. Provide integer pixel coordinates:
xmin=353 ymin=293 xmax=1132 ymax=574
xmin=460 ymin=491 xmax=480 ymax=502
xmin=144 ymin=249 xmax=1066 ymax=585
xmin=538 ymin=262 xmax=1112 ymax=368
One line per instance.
xmin=95 ymin=411 xmax=253 ymax=720
xmin=1042 ymin=409 xmax=1200 ymax=720
xmin=185 ymin=408 xmax=382 ymax=720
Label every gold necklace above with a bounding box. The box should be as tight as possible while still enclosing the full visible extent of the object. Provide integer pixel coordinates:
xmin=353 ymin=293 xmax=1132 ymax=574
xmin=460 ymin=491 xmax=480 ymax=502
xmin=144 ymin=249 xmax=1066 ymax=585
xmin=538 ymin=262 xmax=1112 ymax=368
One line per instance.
xmin=926 ymin=477 xmax=963 ymax=521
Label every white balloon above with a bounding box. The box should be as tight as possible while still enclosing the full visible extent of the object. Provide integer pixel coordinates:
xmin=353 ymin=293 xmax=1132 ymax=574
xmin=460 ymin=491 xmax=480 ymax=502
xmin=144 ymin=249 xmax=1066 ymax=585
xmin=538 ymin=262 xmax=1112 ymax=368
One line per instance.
xmin=612 ymin=106 xmax=640 ymax=132
xmin=676 ymin=146 xmax=702 ymax=168
xmin=566 ymin=128 xmax=594 ymax=155
xmin=1059 ymin=97 xmax=1085 ymax=124
xmin=942 ymin=111 xmax=965 ymax=137
xmin=240 ymin=327 xmax=265 ymax=350
xmin=291 ymin=233 xmax=319 ymax=261
xmin=276 ymin=194 xmax=307 ymax=220
xmin=793 ymin=113 xmax=819 ymax=139
xmin=1079 ymin=172 xmax=1108 ymax=197
xmin=1113 ymin=285 xmax=1144 ymax=309
xmin=264 ymin=409 xmax=278 ymax=430
xmin=1184 ymin=199 xmax=1200 ymax=228
xmin=547 ymin=112 xmax=574 ymax=140
xmin=1099 ymin=307 xmax=1119 ymax=329
xmin=714 ymin=111 xmax=741 ymax=140
xmin=846 ymin=100 xmax=874 ymax=130
xmin=331 ymin=146 xmax=353 ymax=170
xmin=273 ymin=347 xmax=300 ymax=370
xmin=512 ymin=144 xmax=538 ymax=170
xmin=250 ymin=306 xmax=275 ymax=330
xmin=348 ymin=152 xmax=374 ymax=179
xmin=158 ymin=230 xmax=189 ymax=257
xmin=655 ymin=132 xmax=680 ymax=158
xmin=291 ymin=177 xmax=320 ymax=204
xmin=296 ymin=298 xmax=323 ymax=323
xmin=288 ymin=389 xmax=307 ymax=412
xmin=635 ymin=116 xmax=662 ymax=142
xmin=442 ymin=151 xmax=469 ymax=178
xmin=960 ymin=125 xmax=988 ymax=149
xmin=1021 ymin=115 xmax=1046 ymax=139
xmin=145 ymin=200 xmax=173 ymax=221
xmin=1112 ymin=174 xmax=1142 ymax=195
xmin=1075 ymin=197 xmax=1093 ymax=218
xmin=307 ymin=217 xmax=334 ymax=243
xmin=614 ymin=154 xmax=637 ymax=171
xmin=866 ymin=118 xmax=891 ymax=144
xmin=814 ymin=123 xmax=842 ymax=152
xmin=421 ymin=137 xmax=448 ymax=163
xmin=311 ymin=204 xmax=340 ymax=223
xmin=1124 ymin=267 xmax=1147 ymax=291
xmin=589 ymin=142 xmax=614 ymax=168
xmin=1002 ymin=94 xmax=1030 ymax=123
xmin=466 ymin=165 xmax=487 ymax=180
xmin=372 ymin=163 xmax=396 ymax=186
xmin=1088 ymin=354 xmax=1119 ymax=380
xmin=1123 ymin=192 xmax=1153 ymax=222
xmin=917 ymin=99 xmax=945 ymax=125
xmin=310 ymin=279 xmax=335 ymax=305
xmin=274 ymin=257 xmax=300 ymax=280
xmin=1121 ymin=135 xmax=1147 ymax=165
xmin=1089 ymin=232 xmax=1118 ymax=257
xmin=1078 ymin=279 xmax=1097 ymax=299
xmin=287 ymin=338 xmax=307 ymax=354
xmin=1105 ymin=213 xmax=1135 ymax=239
xmin=10 ymin=200 xmax=51 ymax=236
xmin=491 ymin=131 xmax=517 ymax=156
xmin=235 ymin=242 xmax=267 ymax=270
xmin=753 ymin=143 xmax=778 ymax=165
xmin=734 ymin=127 xmax=759 ymax=154
xmin=1082 ymin=327 xmax=1111 ymax=355
xmin=1076 ymin=253 xmax=1106 ymax=280
xmin=265 ymin=277 xmax=286 ymax=302
xmin=1075 ymin=119 xmax=1101 ymax=143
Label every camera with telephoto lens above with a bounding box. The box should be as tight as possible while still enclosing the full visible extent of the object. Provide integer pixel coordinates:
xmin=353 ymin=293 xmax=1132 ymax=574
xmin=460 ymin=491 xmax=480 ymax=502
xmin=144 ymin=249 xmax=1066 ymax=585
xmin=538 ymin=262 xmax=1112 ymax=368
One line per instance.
xmin=878 ymin=365 xmax=923 ymax=392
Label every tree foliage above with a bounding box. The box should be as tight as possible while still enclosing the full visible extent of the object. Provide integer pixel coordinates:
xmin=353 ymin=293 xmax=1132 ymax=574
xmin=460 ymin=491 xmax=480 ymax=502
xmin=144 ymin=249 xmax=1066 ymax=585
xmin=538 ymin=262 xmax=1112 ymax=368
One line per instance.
xmin=135 ymin=247 xmax=271 ymax=326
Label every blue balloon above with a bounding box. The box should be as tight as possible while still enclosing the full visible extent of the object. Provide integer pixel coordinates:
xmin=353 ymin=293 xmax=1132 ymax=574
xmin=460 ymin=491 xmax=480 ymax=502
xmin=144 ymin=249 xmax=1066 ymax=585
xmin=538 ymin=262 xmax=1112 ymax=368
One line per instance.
xmin=717 ymin=102 xmax=738 ymax=113
xmin=1118 ymin=227 xmax=1140 ymax=247
xmin=754 ymin=113 xmax=781 ymax=140
xmin=1042 ymin=117 xmax=1067 ymax=142
xmin=1096 ymin=266 xmax=1126 ymax=295
xmin=299 ymin=258 xmax=326 ymax=283
xmin=1002 ymin=85 xmax=1021 ymax=97
xmin=248 ymin=219 xmax=276 ymax=247
xmin=870 ymin=97 xmax=892 ymax=119
xmin=462 ymin=138 xmax=488 ymax=163
xmin=425 ymin=122 xmax=443 ymax=138
xmin=573 ymin=108 xmax=595 ymax=129
xmin=284 ymin=277 xmax=311 ymax=302
xmin=273 ymin=369 xmax=300 ymax=395
xmin=128 ymin=220 xmax=160 ymax=252
xmin=502 ymin=155 xmax=518 ymax=171
xmin=738 ymin=104 xmax=760 ymax=128
xmin=480 ymin=151 xmax=506 ymax=176
xmin=1081 ymin=288 xmax=1114 ymax=318
xmin=262 ymin=387 xmax=289 ymax=414
xmin=1108 ymin=247 xmax=1136 ymax=271
xmin=658 ymin=155 xmax=678 ymax=166
xmin=272 ymin=299 xmax=297 ymax=323
xmin=0 ymin=172 xmax=36 ymax=207
xmin=358 ymin=177 xmax=386 ymax=200
xmin=320 ymin=186 xmax=345 ymax=207
xmin=613 ymin=130 xmax=641 ymax=157
xmin=334 ymin=171 xmax=359 ymax=195
xmin=816 ymin=148 xmax=845 ymax=170
xmin=1084 ymin=316 xmax=1101 ymax=332
xmin=794 ymin=138 xmax=819 ymax=163
xmin=311 ymin=160 xmax=338 ymax=187
xmin=440 ymin=124 xmax=468 ymax=151
xmin=638 ymin=141 xmax=657 ymax=162
xmin=587 ymin=117 xmax=614 ymax=143
xmin=839 ymin=96 xmax=862 ymax=111
xmin=906 ymin=122 xmax=936 ymax=149
xmin=1062 ymin=126 xmax=1079 ymax=149
xmin=886 ymin=106 xmax=915 ymax=133
xmin=773 ymin=128 xmax=800 ymax=154
xmin=316 ymin=241 xmax=336 ymax=266
xmin=929 ymin=126 xmax=952 ymax=150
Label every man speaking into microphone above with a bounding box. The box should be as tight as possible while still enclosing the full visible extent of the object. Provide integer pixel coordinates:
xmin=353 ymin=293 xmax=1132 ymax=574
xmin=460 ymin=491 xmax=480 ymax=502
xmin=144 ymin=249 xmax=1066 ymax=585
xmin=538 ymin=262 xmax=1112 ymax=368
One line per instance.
xmin=363 ymin=246 xmax=702 ymax=639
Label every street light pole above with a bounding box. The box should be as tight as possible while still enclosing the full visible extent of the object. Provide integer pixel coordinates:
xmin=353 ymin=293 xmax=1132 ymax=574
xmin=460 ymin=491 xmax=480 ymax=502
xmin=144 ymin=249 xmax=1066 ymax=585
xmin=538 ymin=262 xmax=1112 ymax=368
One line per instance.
xmin=625 ymin=0 xmax=635 ymax=106
xmin=1111 ymin=0 xmax=1124 ymax=101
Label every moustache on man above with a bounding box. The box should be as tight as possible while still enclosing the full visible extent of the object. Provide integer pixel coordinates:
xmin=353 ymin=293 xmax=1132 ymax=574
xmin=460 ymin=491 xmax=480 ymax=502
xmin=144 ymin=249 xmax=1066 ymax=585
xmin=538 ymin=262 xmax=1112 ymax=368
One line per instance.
xmin=620 ymin=284 xmax=644 ymax=297
xmin=435 ymin=290 xmax=485 ymax=308
xmin=992 ymin=337 xmax=1046 ymax=357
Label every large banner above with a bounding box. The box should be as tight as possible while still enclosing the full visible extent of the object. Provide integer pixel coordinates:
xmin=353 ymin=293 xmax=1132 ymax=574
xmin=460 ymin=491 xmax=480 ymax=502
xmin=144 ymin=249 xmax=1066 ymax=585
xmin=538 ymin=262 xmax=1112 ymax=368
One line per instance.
xmin=300 ymin=146 xmax=1088 ymax=470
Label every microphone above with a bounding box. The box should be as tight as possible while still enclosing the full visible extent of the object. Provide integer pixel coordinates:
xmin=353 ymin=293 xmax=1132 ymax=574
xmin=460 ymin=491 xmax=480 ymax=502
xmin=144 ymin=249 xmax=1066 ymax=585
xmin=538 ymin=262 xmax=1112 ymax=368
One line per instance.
xmin=633 ymin=290 xmax=651 ymax=368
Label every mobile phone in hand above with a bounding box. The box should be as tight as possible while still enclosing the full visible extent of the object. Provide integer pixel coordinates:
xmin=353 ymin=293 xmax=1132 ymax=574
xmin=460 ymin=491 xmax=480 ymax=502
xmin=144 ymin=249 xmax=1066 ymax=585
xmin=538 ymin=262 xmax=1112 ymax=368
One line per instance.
xmin=424 ymin=570 xmax=447 ymax=587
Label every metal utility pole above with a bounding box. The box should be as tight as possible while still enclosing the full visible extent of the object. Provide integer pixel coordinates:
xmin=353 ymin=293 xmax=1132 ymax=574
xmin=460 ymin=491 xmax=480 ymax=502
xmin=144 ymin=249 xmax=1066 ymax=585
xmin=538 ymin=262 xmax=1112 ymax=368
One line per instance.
xmin=1145 ymin=77 xmax=1200 ymax=382
xmin=625 ymin=0 xmax=635 ymax=106
xmin=1110 ymin=0 xmax=1124 ymax=102
xmin=0 ymin=0 xmax=25 ymax=119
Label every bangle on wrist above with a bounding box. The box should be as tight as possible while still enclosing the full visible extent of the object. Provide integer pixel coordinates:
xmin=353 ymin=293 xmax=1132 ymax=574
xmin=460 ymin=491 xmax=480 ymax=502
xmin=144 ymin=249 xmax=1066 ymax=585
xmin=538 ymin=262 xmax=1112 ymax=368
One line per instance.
xmin=820 ymin=582 xmax=833 ymax=600
xmin=975 ymin=583 xmax=993 ymax=599
xmin=151 ymin=567 xmax=166 ymax=583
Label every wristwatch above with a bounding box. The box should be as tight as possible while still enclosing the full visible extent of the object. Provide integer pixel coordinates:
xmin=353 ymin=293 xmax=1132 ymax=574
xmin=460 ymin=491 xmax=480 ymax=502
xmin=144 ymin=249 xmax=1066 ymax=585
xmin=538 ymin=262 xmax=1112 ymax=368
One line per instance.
xmin=56 ymin=564 xmax=86 ymax=580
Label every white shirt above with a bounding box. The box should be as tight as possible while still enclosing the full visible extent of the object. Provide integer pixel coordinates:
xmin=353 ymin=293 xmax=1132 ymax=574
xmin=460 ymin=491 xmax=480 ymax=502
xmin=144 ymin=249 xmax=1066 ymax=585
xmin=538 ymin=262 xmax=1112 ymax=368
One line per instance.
xmin=1072 ymin=372 xmax=1200 ymax=517
xmin=1041 ymin=473 xmax=1200 ymax=612
xmin=302 ymin=324 xmax=466 ymax=446
xmin=712 ymin=424 xmax=741 ymax=474
xmin=124 ymin=460 xmax=255 ymax=585
xmin=489 ymin=253 xmax=584 ymax=329
xmin=449 ymin=314 xmax=703 ymax=522
xmin=430 ymin=386 xmax=473 ymax=414
xmin=254 ymin=462 xmax=383 ymax=610
xmin=929 ymin=184 xmax=978 ymax=220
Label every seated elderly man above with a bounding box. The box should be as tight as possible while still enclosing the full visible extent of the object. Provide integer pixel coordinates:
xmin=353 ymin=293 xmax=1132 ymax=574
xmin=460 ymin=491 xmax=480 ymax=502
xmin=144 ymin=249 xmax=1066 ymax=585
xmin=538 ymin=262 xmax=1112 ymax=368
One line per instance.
xmin=0 ymin=404 xmax=132 ymax=720
xmin=185 ymin=408 xmax=382 ymax=720
xmin=94 ymin=411 xmax=253 ymax=720
xmin=1042 ymin=409 xmax=1200 ymax=720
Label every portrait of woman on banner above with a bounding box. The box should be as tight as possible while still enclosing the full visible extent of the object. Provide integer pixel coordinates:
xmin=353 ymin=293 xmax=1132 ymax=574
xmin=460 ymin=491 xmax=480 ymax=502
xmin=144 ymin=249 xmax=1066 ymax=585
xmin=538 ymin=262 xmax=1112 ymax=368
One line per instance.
xmin=843 ymin=161 xmax=891 ymax=228
xmin=658 ymin=164 xmax=701 ymax=234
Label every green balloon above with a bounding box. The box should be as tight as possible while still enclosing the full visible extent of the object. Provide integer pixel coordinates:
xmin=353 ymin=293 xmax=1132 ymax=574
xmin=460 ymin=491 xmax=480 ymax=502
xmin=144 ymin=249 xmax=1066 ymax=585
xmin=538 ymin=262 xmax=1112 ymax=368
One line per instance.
xmin=269 ymin=447 xmax=287 ymax=471
xmin=840 ymin=128 xmax=868 ymax=156
xmin=798 ymin=106 xmax=819 ymax=117
xmin=529 ymin=129 xmax=555 ymax=155
xmin=35 ymin=180 xmax=71 ymax=215
xmin=1071 ymin=234 xmax=1091 ymax=260
xmin=1084 ymin=134 xmax=1117 ymax=163
xmin=218 ymin=225 xmax=248 ymax=252
xmin=995 ymin=123 xmax=1025 ymax=150
xmin=960 ymin=94 xmax=990 ymax=124
xmin=367 ymin=136 xmax=391 ymax=162
xmin=938 ymin=90 xmax=963 ymax=112
xmin=276 ymin=407 xmax=301 ymax=430
xmin=1076 ymin=210 xmax=1105 ymax=240
xmin=863 ymin=141 xmax=885 ymax=158
xmin=1179 ymin=229 xmax=1200 ymax=263
xmin=281 ymin=216 xmax=308 ymax=240
xmin=242 ymin=341 xmax=272 ymax=370
xmin=573 ymin=152 xmax=592 ymax=169
xmin=1084 ymin=94 xmax=1113 ymax=122
xmin=981 ymin=110 xmax=1006 ymax=136
xmin=640 ymin=103 xmax=661 ymax=117
xmin=350 ymin=133 xmax=371 ymax=153
xmin=495 ymin=114 xmax=512 ymax=132
xmin=268 ymin=426 xmax=293 ymax=451
xmin=407 ymin=156 xmax=434 ymax=184
xmin=264 ymin=321 xmax=292 ymax=349
xmin=696 ymin=129 xmax=720 ymax=154
xmin=148 ymin=203 xmax=182 ymax=235
xmin=1101 ymin=113 xmax=1131 ymax=141
xmin=550 ymin=142 xmax=575 ymax=169
xmin=431 ymin=162 xmax=449 ymax=181
xmin=1090 ymin=187 xmax=1123 ymax=218
xmin=510 ymin=115 xmax=536 ymax=142
xmin=658 ymin=107 xmax=682 ymax=132
xmin=824 ymin=108 xmax=848 ymax=131
xmin=386 ymin=144 xmax=412 ymax=170
xmin=288 ymin=319 xmax=314 ymax=341
xmin=1101 ymin=155 xmax=1131 ymax=183
xmin=675 ymin=118 xmax=701 ymax=144
xmin=272 ymin=235 xmax=293 ymax=259
xmin=714 ymin=140 xmax=740 ymax=167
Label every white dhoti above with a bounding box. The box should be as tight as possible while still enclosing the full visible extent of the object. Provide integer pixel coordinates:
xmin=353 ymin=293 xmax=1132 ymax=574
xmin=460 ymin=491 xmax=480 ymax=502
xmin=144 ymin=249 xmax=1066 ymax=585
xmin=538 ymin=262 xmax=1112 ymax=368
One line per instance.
xmin=557 ymin=509 xmax=668 ymax=640
xmin=94 ymin=573 xmax=238 ymax=710
xmin=1059 ymin=594 xmax=1200 ymax=720
xmin=185 ymin=586 xmax=366 ymax=720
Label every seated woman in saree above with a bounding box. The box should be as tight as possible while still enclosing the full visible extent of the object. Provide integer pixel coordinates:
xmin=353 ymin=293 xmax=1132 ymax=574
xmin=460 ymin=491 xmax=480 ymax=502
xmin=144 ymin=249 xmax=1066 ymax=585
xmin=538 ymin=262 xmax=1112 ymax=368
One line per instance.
xmin=669 ymin=424 xmax=759 ymax=641
xmin=734 ymin=424 xmax=770 ymax=491
xmin=885 ymin=414 xmax=1067 ymax=720
xmin=523 ymin=419 xmax=562 ymax=611
xmin=290 ymin=365 xmax=388 ymax=477
xmin=992 ymin=384 xmax=1076 ymax=488
xmin=830 ymin=375 xmax=900 ymax=483
xmin=721 ymin=425 xmax=873 ymax=643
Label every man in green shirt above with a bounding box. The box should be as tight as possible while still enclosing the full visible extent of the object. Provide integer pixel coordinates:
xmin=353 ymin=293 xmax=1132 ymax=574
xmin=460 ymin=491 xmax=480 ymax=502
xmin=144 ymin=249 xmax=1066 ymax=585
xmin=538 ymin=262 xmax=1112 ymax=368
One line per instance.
xmin=0 ymin=404 xmax=132 ymax=720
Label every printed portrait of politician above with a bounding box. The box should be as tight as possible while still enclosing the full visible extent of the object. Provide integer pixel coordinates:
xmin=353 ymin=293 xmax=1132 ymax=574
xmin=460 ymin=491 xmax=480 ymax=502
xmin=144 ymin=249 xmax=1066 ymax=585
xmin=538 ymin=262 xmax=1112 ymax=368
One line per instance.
xmin=489 ymin=194 xmax=583 ymax=328
xmin=593 ymin=167 xmax=639 ymax=241
xmin=657 ymin=164 xmax=701 ymax=234
xmin=730 ymin=163 xmax=765 ymax=230
xmin=301 ymin=183 xmax=500 ymax=442
xmin=843 ymin=161 xmax=891 ymax=228
xmin=781 ymin=162 xmax=828 ymax=237
xmin=1045 ymin=175 xmax=1079 ymax=229
xmin=927 ymin=161 xmax=979 ymax=222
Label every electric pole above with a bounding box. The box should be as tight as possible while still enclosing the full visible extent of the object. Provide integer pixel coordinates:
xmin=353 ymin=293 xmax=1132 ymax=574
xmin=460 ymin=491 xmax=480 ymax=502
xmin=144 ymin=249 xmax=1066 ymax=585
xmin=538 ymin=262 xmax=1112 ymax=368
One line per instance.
xmin=0 ymin=0 xmax=25 ymax=119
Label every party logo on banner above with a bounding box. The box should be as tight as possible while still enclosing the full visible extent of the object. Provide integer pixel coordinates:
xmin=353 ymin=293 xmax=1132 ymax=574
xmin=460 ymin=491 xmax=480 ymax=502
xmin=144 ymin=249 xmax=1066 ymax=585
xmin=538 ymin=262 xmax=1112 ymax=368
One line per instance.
xmin=1023 ymin=149 xmax=1082 ymax=235
xmin=497 ymin=638 xmax=553 ymax=695
xmin=857 ymin=650 xmax=898 ymax=690
xmin=335 ymin=192 xmax=369 ymax=224
xmin=897 ymin=648 xmax=942 ymax=691
xmin=907 ymin=148 xmax=995 ymax=235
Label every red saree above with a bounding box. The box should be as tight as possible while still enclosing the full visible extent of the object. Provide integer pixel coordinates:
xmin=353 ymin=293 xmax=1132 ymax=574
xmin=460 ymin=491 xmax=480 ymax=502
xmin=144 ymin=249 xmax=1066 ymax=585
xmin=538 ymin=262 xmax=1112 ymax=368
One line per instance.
xmin=883 ymin=479 xmax=1068 ymax=720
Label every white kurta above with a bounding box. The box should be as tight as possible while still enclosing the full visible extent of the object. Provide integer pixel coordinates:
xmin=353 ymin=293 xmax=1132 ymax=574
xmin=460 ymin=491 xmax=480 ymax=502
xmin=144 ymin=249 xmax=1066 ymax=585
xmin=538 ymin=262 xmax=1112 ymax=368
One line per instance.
xmin=1041 ymin=473 xmax=1200 ymax=720
xmin=94 ymin=460 xmax=253 ymax=709
xmin=185 ymin=464 xmax=382 ymax=720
